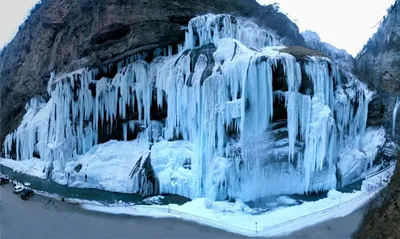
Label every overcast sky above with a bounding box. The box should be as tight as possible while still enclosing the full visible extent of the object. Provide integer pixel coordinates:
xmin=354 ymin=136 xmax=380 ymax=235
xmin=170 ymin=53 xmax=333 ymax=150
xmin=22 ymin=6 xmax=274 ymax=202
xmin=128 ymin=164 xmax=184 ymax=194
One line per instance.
xmin=0 ymin=0 xmax=396 ymax=56
xmin=0 ymin=0 xmax=39 ymax=49
xmin=258 ymin=0 xmax=396 ymax=55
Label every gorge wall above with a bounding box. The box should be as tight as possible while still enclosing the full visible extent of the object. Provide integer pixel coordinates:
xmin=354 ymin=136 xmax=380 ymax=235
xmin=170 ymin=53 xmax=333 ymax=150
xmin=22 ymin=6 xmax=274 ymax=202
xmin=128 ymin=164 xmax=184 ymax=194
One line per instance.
xmin=355 ymin=0 xmax=400 ymax=139
xmin=0 ymin=0 xmax=305 ymax=145
xmin=355 ymin=1 xmax=400 ymax=237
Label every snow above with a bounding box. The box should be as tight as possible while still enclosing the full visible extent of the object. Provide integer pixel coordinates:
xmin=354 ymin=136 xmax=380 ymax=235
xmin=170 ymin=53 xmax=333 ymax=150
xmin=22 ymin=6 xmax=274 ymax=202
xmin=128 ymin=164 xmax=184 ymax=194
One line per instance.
xmin=1 ymin=139 xmax=197 ymax=196
xmin=338 ymin=127 xmax=386 ymax=186
xmin=61 ymin=140 xmax=150 ymax=192
xmin=170 ymin=192 xmax=361 ymax=233
xmin=276 ymin=195 xmax=298 ymax=206
xmin=142 ymin=195 xmax=165 ymax=205
xmin=0 ymin=157 xmax=47 ymax=179
xmin=82 ymin=204 xmax=177 ymax=219
xmin=80 ymin=164 xmax=395 ymax=237
xmin=151 ymin=140 xmax=195 ymax=197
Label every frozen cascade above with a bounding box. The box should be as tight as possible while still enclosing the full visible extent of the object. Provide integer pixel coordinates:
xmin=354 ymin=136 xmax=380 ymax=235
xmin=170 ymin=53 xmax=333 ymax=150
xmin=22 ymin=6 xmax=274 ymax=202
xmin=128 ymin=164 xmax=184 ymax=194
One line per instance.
xmin=185 ymin=14 xmax=280 ymax=50
xmin=3 ymin=14 xmax=380 ymax=201
xmin=393 ymin=97 xmax=400 ymax=138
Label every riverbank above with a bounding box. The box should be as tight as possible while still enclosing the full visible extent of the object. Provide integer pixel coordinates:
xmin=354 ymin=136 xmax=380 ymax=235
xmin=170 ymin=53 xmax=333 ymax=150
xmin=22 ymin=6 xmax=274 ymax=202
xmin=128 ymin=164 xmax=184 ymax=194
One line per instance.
xmin=0 ymin=183 xmax=245 ymax=239
xmin=1 ymin=161 xmax=395 ymax=237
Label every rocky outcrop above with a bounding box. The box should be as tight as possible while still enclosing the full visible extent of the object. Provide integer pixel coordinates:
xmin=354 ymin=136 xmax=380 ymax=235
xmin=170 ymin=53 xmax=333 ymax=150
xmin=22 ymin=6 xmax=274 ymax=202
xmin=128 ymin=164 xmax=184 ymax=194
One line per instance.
xmin=354 ymin=0 xmax=400 ymax=139
xmin=129 ymin=152 xmax=159 ymax=196
xmin=367 ymin=95 xmax=385 ymax=127
xmin=0 ymin=0 xmax=305 ymax=146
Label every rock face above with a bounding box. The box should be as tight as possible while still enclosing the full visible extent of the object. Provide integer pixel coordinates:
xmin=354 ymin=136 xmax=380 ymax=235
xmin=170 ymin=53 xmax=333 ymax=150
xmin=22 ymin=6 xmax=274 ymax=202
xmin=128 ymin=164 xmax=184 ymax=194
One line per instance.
xmin=355 ymin=1 xmax=400 ymax=238
xmin=0 ymin=0 xmax=305 ymax=145
xmin=354 ymin=0 xmax=400 ymax=139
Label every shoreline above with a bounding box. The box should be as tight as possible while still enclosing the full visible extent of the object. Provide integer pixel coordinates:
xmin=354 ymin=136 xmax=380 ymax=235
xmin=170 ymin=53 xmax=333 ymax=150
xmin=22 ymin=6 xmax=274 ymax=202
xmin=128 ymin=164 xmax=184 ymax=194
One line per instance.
xmin=1 ymin=162 xmax=395 ymax=238
xmin=0 ymin=183 xmax=246 ymax=239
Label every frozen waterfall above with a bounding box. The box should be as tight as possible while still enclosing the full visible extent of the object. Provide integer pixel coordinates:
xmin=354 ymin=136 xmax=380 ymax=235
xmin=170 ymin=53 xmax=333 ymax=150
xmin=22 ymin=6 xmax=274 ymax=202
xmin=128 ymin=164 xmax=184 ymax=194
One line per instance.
xmin=2 ymin=14 xmax=380 ymax=201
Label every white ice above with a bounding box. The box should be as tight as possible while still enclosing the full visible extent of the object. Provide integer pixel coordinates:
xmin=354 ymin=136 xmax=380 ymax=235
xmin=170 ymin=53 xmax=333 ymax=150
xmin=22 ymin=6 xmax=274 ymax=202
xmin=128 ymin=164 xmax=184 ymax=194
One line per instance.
xmin=81 ymin=164 xmax=394 ymax=237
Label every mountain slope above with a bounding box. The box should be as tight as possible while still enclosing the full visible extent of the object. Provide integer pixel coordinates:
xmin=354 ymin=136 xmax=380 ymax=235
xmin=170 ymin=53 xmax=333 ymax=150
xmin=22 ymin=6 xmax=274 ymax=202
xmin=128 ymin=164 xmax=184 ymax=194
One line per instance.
xmin=355 ymin=0 xmax=400 ymax=137
xmin=302 ymin=30 xmax=354 ymax=73
xmin=355 ymin=1 xmax=400 ymax=237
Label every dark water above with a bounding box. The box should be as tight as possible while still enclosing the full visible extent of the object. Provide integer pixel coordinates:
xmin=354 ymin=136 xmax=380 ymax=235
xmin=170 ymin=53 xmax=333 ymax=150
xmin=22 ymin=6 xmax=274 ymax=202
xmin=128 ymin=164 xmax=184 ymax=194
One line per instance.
xmin=337 ymin=179 xmax=363 ymax=193
xmin=0 ymin=164 xmax=189 ymax=205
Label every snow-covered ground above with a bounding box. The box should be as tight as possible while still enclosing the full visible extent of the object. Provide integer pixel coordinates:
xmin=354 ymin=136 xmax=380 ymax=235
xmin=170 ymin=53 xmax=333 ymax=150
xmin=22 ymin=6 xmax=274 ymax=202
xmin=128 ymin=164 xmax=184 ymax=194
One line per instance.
xmin=0 ymin=139 xmax=195 ymax=196
xmin=1 ymin=139 xmax=395 ymax=236
xmin=81 ymin=164 xmax=395 ymax=237
xmin=0 ymin=157 xmax=47 ymax=179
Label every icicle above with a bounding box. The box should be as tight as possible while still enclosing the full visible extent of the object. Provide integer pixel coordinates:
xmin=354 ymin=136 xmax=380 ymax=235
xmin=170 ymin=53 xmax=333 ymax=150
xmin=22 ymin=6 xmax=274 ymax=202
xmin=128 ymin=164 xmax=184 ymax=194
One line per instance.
xmin=240 ymin=56 xmax=274 ymax=144
xmin=122 ymin=123 xmax=128 ymax=141
xmin=185 ymin=14 xmax=280 ymax=50
xmin=281 ymin=55 xmax=302 ymax=162
xmin=393 ymin=97 xmax=400 ymax=138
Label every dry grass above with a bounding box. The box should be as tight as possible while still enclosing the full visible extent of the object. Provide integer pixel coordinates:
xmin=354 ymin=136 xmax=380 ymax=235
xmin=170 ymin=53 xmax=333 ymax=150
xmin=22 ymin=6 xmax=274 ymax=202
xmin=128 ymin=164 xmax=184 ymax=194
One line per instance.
xmin=279 ymin=46 xmax=327 ymax=60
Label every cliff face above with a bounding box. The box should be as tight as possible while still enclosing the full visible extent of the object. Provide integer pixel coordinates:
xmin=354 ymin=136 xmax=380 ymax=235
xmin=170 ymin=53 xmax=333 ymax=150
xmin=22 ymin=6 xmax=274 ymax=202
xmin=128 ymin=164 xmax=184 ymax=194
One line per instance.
xmin=0 ymin=0 xmax=305 ymax=145
xmin=354 ymin=0 xmax=400 ymax=136
xmin=355 ymin=1 xmax=400 ymax=237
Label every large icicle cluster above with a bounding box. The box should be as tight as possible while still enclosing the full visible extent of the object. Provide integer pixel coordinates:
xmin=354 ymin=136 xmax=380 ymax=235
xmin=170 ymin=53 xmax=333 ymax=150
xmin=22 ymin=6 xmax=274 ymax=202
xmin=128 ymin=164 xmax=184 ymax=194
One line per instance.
xmin=3 ymin=14 xmax=380 ymax=201
xmin=185 ymin=14 xmax=280 ymax=50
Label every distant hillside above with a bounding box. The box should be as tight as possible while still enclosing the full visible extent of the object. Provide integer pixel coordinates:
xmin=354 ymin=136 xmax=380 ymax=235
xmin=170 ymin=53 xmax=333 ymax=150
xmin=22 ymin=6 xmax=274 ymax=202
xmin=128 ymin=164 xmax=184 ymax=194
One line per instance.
xmin=302 ymin=30 xmax=354 ymax=73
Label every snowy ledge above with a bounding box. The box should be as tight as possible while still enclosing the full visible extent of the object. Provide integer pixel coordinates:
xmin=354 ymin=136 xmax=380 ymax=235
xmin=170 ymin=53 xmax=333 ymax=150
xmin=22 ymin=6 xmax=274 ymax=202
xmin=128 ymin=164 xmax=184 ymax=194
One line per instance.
xmin=79 ymin=164 xmax=395 ymax=237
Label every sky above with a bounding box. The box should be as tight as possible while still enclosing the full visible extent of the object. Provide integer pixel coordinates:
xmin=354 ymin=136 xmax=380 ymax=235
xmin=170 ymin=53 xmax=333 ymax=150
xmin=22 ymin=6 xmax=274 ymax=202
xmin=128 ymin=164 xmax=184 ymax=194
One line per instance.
xmin=0 ymin=0 xmax=39 ymax=49
xmin=0 ymin=0 xmax=396 ymax=56
xmin=257 ymin=0 xmax=396 ymax=55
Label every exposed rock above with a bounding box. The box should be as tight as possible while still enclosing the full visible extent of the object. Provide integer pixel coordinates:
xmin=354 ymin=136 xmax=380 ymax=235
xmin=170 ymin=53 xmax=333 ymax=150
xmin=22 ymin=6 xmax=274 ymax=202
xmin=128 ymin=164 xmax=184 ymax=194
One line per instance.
xmin=0 ymin=0 xmax=305 ymax=146
xmin=355 ymin=1 xmax=400 ymax=238
xmin=129 ymin=153 xmax=159 ymax=196
xmin=367 ymin=94 xmax=385 ymax=127
xmin=354 ymin=0 xmax=400 ymax=139
xmin=279 ymin=45 xmax=326 ymax=61
xmin=74 ymin=164 xmax=82 ymax=173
